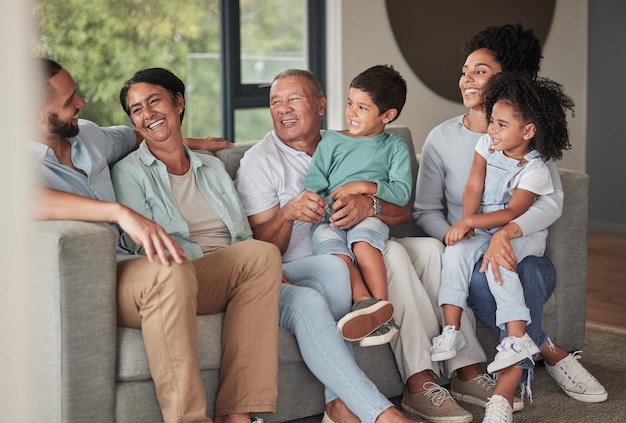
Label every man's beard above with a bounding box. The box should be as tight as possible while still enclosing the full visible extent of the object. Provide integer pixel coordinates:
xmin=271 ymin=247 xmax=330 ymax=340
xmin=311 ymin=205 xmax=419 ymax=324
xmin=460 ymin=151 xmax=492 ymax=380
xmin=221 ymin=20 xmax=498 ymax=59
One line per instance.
xmin=47 ymin=112 xmax=80 ymax=138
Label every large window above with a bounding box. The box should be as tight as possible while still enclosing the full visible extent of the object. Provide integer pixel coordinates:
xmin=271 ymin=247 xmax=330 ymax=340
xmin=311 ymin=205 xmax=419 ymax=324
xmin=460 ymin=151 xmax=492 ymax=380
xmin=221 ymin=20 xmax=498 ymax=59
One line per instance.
xmin=220 ymin=0 xmax=325 ymax=141
xmin=32 ymin=0 xmax=325 ymax=142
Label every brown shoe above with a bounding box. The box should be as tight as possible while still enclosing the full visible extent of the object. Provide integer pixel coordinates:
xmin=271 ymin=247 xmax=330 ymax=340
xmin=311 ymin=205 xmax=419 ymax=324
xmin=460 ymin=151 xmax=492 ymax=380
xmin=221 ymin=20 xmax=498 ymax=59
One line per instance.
xmin=337 ymin=298 xmax=394 ymax=341
xmin=451 ymin=374 xmax=524 ymax=412
xmin=401 ymin=382 xmax=472 ymax=423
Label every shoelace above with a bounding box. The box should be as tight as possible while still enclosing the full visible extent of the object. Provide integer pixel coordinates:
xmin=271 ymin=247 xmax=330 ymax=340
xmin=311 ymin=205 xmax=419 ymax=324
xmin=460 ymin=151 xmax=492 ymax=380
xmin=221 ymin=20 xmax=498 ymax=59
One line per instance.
xmin=472 ymin=374 xmax=496 ymax=392
xmin=432 ymin=325 xmax=457 ymax=350
xmin=387 ymin=317 xmax=400 ymax=329
xmin=484 ymin=396 xmax=510 ymax=420
xmin=560 ymin=351 xmax=599 ymax=388
xmin=422 ymin=381 xmax=454 ymax=406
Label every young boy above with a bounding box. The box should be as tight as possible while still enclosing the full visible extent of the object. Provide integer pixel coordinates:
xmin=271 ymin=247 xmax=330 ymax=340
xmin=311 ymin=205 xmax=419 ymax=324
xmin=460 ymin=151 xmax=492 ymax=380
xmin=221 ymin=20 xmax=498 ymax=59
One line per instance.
xmin=304 ymin=64 xmax=412 ymax=347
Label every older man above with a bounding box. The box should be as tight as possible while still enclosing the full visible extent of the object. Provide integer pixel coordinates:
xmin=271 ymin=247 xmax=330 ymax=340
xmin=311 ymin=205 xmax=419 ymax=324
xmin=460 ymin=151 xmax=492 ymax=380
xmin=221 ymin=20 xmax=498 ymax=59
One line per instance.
xmin=235 ymin=69 xmax=475 ymax=423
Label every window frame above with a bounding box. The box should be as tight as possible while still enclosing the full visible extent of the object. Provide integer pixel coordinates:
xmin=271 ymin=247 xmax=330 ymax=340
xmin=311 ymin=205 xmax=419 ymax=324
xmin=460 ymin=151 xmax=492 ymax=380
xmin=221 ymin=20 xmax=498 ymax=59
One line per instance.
xmin=220 ymin=0 xmax=326 ymax=141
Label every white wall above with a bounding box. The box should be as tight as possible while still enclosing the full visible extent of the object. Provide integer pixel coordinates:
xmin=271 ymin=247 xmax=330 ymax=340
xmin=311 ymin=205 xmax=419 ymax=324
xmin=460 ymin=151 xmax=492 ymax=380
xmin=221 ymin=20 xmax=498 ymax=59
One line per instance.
xmin=0 ymin=0 xmax=36 ymax=421
xmin=327 ymin=0 xmax=587 ymax=172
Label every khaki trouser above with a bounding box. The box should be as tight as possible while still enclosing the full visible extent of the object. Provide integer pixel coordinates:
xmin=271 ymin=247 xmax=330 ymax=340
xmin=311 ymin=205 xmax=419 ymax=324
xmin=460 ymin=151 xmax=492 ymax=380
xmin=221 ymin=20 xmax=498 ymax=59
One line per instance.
xmin=392 ymin=237 xmax=487 ymax=380
xmin=117 ymin=239 xmax=281 ymax=423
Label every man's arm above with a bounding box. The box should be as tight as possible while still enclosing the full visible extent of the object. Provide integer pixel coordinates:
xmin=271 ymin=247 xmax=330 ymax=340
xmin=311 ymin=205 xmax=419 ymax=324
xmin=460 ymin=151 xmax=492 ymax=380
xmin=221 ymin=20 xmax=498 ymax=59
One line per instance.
xmin=130 ymin=128 xmax=233 ymax=153
xmin=247 ymin=191 xmax=327 ymax=254
xmin=183 ymin=136 xmax=233 ymax=152
xmin=329 ymin=194 xmax=411 ymax=230
xmin=34 ymin=187 xmax=185 ymax=266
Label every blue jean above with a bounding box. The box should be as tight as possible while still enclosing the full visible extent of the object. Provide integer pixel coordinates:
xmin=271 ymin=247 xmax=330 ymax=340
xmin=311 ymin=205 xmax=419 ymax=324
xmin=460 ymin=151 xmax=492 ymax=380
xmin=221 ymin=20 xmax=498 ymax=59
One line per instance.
xmin=312 ymin=217 xmax=389 ymax=261
xmin=467 ymin=255 xmax=557 ymax=377
xmin=281 ymin=255 xmax=392 ymax=423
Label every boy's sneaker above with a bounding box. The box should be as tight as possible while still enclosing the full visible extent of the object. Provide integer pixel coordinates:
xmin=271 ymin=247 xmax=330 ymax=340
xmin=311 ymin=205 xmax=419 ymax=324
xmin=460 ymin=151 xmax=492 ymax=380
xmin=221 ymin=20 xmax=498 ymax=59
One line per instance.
xmin=451 ymin=373 xmax=524 ymax=412
xmin=337 ymin=298 xmax=393 ymax=342
xmin=487 ymin=333 xmax=539 ymax=374
xmin=358 ymin=318 xmax=399 ymax=347
xmin=431 ymin=325 xmax=467 ymax=361
xmin=401 ymin=382 xmax=472 ymax=423
xmin=545 ymin=351 xmax=608 ymax=402
xmin=482 ymin=395 xmax=512 ymax=423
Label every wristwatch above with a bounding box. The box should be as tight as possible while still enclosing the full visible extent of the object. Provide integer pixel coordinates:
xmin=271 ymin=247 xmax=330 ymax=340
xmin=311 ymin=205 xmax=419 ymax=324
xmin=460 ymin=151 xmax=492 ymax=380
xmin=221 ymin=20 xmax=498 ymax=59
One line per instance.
xmin=368 ymin=195 xmax=381 ymax=215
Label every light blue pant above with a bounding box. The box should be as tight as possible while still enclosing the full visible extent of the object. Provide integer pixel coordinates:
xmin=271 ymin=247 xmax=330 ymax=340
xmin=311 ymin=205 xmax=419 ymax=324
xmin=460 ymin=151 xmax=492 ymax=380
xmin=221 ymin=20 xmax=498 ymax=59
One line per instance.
xmin=439 ymin=229 xmax=547 ymax=329
xmin=281 ymin=255 xmax=392 ymax=423
xmin=312 ymin=217 xmax=388 ymax=262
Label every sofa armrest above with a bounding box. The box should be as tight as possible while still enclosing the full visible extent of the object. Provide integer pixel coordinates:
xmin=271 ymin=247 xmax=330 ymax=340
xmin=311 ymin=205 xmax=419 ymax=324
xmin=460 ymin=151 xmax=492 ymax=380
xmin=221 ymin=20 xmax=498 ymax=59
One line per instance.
xmin=544 ymin=168 xmax=589 ymax=351
xmin=34 ymin=221 xmax=118 ymax=423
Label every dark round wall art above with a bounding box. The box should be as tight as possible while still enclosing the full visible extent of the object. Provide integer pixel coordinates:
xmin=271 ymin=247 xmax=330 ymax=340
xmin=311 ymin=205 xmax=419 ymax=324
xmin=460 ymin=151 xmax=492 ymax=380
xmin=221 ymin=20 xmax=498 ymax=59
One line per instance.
xmin=385 ymin=0 xmax=556 ymax=102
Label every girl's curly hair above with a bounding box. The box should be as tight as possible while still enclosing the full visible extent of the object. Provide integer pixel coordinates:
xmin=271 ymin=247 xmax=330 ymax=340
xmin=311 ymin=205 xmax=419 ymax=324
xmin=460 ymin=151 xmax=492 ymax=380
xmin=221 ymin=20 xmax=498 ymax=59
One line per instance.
xmin=482 ymin=72 xmax=575 ymax=161
xmin=463 ymin=23 xmax=543 ymax=79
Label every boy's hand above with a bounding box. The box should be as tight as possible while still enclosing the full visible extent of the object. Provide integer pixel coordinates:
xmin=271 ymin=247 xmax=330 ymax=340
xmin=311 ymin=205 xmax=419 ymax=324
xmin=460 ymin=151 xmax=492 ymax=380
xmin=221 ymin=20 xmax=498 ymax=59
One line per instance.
xmin=331 ymin=181 xmax=376 ymax=200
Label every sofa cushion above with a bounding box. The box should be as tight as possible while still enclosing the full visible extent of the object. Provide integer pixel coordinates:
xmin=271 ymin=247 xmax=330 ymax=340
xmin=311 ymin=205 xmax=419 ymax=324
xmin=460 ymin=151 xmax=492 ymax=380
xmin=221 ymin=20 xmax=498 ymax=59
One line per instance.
xmin=116 ymin=315 xmax=306 ymax=382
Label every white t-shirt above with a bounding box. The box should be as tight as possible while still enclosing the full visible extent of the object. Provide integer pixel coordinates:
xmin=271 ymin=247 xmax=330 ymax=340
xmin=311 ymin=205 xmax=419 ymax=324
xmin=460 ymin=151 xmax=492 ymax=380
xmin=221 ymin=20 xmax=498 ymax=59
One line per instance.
xmin=475 ymin=134 xmax=554 ymax=198
xmin=236 ymin=130 xmax=319 ymax=263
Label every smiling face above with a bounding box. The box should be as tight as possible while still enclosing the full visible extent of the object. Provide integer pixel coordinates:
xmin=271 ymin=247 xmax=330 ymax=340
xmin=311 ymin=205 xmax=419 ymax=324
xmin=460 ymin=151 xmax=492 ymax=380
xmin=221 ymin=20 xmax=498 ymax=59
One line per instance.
xmin=43 ymin=69 xmax=86 ymax=138
xmin=269 ymin=75 xmax=326 ymax=151
xmin=126 ymin=82 xmax=184 ymax=144
xmin=488 ymin=100 xmax=535 ymax=157
xmin=459 ymin=48 xmax=503 ymax=110
xmin=345 ymin=87 xmax=395 ymax=138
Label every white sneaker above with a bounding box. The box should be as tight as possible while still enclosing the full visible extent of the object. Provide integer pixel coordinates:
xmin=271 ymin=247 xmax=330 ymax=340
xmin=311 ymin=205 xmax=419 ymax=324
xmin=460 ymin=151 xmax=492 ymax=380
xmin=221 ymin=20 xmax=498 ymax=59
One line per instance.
xmin=487 ymin=333 xmax=539 ymax=374
xmin=482 ymin=395 xmax=512 ymax=423
xmin=545 ymin=351 xmax=608 ymax=402
xmin=431 ymin=325 xmax=467 ymax=361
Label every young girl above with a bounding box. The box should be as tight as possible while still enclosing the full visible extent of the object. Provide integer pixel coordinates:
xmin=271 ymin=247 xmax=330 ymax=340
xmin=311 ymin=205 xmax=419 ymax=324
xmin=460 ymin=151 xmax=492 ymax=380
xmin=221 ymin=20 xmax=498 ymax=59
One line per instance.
xmin=430 ymin=72 xmax=575 ymax=375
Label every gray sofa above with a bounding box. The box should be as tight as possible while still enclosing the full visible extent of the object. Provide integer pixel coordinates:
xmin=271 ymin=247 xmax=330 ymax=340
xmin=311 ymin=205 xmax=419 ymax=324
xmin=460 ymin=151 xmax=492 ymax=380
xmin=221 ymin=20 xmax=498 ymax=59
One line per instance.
xmin=34 ymin=126 xmax=588 ymax=423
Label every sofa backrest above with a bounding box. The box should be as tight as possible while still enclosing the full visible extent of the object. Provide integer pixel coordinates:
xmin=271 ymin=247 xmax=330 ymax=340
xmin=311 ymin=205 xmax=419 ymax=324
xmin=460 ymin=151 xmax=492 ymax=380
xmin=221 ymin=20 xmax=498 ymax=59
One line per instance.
xmin=212 ymin=125 xmax=425 ymax=237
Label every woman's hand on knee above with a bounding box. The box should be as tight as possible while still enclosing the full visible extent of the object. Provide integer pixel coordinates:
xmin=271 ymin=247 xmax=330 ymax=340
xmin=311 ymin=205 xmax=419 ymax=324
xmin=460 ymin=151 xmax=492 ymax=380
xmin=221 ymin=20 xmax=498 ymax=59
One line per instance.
xmin=481 ymin=230 xmax=518 ymax=283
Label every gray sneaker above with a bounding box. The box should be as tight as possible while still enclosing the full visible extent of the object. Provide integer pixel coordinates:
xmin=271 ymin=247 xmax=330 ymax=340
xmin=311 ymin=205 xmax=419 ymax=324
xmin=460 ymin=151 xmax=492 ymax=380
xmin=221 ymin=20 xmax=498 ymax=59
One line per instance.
xmin=401 ymin=382 xmax=472 ymax=423
xmin=358 ymin=318 xmax=399 ymax=347
xmin=337 ymin=298 xmax=394 ymax=342
xmin=451 ymin=374 xmax=524 ymax=412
